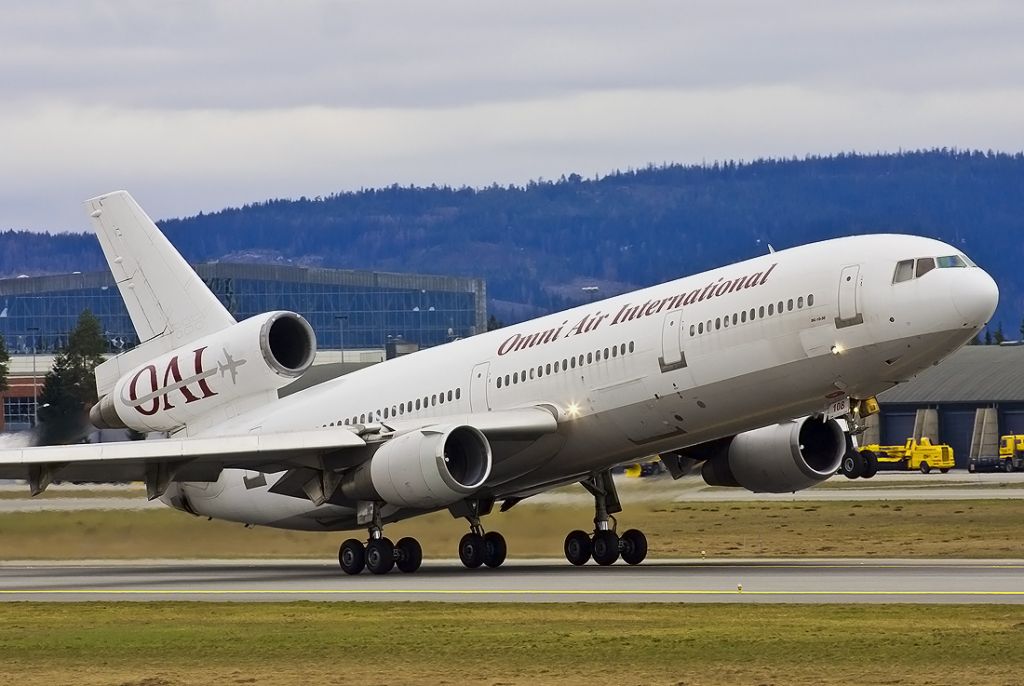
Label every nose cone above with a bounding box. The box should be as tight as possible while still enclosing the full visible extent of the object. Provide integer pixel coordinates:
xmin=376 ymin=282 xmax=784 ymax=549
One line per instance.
xmin=952 ymin=268 xmax=999 ymax=325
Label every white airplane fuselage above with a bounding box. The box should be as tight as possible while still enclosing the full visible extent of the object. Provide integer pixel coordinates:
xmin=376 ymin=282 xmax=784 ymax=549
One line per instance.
xmin=165 ymin=234 xmax=997 ymax=530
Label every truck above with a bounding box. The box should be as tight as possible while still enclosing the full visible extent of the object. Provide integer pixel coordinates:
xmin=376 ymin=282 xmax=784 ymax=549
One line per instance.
xmin=967 ymin=434 xmax=1024 ymax=473
xmin=859 ymin=438 xmax=955 ymax=474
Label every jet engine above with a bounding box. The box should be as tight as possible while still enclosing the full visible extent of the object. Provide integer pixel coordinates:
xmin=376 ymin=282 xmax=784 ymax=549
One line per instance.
xmin=700 ymin=416 xmax=845 ymax=493
xmin=339 ymin=425 xmax=492 ymax=508
xmin=90 ymin=311 xmax=316 ymax=433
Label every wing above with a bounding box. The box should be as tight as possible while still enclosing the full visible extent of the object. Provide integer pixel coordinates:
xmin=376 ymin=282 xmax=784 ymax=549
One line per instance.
xmin=0 ymin=407 xmax=558 ymax=501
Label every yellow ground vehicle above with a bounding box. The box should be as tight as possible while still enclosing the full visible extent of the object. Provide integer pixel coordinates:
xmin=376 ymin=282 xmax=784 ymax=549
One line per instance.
xmin=860 ymin=438 xmax=955 ymax=474
xmin=968 ymin=435 xmax=1024 ymax=473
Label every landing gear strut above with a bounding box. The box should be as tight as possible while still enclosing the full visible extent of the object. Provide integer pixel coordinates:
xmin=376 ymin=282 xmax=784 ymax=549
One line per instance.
xmin=338 ymin=502 xmax=423 ymax=575
xmin=452 ymin=499 xmax=507 ymax=569
xmin=563 ymin=470 xmax=648 ymax=567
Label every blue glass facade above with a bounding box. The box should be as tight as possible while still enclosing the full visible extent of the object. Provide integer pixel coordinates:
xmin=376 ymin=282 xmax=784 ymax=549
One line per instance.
xmin=0 ymin=264 xmax=486 ymax=354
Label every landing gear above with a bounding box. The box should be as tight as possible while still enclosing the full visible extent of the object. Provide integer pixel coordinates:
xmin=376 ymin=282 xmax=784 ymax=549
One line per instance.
xmin=452 ymin=499 xmax=508 ymax=570
xmin=337 ymin=502 xmax=423 ymax=575
xmin=561 ymin=471 xmax=649 ymax=567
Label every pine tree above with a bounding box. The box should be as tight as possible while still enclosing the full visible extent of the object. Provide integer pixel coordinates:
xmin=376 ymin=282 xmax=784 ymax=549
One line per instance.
xmin=994 ymin=322 xmax=1006 ymax=345
xmin=984 ymin=329 xmax=993 ymax=345
xmin=35 ymin=310 xmax=106 ymax=445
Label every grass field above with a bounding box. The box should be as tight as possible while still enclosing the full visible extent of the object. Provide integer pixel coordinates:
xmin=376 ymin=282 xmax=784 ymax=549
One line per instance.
xmin=1 ymin=498 xmax=1021 ymax=560
xmin=0 ymin=602 xmax=1021 ymax=685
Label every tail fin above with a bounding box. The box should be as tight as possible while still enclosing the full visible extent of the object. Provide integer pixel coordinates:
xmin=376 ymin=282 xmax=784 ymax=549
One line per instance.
xmin=85 ymin=191 xmax=236 ymax=396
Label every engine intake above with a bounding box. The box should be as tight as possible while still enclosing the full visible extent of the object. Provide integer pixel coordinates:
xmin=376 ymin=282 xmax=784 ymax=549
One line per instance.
xmin=340 ymin=425 xmax=492 ymax=508
xmin=701 ymin=417 xmax=845 ymax=493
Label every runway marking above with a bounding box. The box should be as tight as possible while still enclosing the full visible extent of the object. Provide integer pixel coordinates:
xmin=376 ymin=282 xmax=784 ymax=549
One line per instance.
xmin=2 ymin=589 xmax=1023 ymax=597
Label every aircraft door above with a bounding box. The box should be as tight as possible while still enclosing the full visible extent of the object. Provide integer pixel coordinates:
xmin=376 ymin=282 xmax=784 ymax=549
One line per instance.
xmin=470 ymin=362 xmax=491 ymax=412
xmin=836 ymin=265 xmax=864 ymax=328
xmin=659 ymin=309 xmax=688 ymax=373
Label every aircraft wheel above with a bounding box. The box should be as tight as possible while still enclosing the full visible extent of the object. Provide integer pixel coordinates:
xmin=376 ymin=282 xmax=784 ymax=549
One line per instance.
xmin=366 ymin=538 xmax=395 ymax=575
xmin=564 ymin=530 xmax=591 ymax=566
xmin=339 ymin=538 xmax=365 ymax=575
xmin=841 ymin=451 xmax=864 ymax=479
xmin=395 ymin=537 xmax=423 ymax=573
xmin=620 ymin=529 xmax=648 ymax=566
xmin=459 ymin=533 xmax=485 ymax=569
xmin=591 ymin=530 xmax=620 ymax=566
xmin=482 ymin=531 xmax=507 ymax=568
xmin=859 ymin=450 xmax=878 ymax=479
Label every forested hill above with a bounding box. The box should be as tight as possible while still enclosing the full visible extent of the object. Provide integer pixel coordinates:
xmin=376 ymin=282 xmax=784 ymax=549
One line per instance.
xmin=3 ymin=150 xmax=1024 ymax=333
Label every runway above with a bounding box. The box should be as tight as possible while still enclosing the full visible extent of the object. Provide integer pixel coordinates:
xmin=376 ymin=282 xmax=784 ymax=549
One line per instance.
xmin=2 ymin=558 xmax=1022 ymax=603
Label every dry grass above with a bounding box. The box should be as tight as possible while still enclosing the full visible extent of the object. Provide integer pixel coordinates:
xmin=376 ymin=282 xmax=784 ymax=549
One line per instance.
xmin=1 ymin=499 xmax=1021 ymax=560
xmin=0 ymin=602 xmax=1021 ymax=685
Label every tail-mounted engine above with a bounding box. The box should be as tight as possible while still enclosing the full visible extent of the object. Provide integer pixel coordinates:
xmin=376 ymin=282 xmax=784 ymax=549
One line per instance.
xmin=90 ymin=311 xmax=316 ymax=433
xmin=700 ymin=416 xmax=846 ymax=493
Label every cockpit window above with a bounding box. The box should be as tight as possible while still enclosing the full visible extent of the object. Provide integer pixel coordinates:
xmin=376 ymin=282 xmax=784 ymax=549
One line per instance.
xmin=893 ymin=259 xmax=914 ymax=283
xmin=936 ymin=255 xmax=967 ymax=268
xmin=915 ymin=257 xmax=935 ymax=278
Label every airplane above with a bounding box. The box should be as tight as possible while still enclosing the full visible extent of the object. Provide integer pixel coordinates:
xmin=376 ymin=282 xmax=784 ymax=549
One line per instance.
xmin=0 ymin=191 xmax=998 ymax=574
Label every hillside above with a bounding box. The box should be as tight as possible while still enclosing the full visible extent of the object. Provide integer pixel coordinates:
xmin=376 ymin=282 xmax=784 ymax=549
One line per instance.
xmin=3 ymin=150 xmax=1023 ymax=333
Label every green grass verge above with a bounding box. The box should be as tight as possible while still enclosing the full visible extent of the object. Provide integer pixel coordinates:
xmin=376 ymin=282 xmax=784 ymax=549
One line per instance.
xmin=0 ymin=603 xmax=1021 ymax=685
xmin=1 ymin=499 xmax=1021 ymax=559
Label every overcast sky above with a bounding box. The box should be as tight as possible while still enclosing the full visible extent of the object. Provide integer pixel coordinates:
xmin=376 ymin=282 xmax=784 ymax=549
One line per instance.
xmin=2 ymin=0 xmax=1023 ymax=230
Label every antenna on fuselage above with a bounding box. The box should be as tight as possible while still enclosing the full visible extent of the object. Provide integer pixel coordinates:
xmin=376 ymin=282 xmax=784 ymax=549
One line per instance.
xmin=768 ymin=244 xmax=776 ymax=254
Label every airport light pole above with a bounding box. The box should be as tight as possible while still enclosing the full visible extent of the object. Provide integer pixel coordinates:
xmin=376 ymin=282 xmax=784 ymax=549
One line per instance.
xmin=335 ymin=315 xmax=348 ymax=363
xmin=27 ymin=326 xmax=39 ymax=428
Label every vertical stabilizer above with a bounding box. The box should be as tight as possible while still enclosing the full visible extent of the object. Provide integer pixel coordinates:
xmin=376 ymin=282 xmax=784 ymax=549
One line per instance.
xmin=85 ymin=191 xmax=236 ymax=396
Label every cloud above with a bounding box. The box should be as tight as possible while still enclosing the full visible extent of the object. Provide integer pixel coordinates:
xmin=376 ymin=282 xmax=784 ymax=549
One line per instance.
xmin=1 ymin=1 xmax=1023 ymax=229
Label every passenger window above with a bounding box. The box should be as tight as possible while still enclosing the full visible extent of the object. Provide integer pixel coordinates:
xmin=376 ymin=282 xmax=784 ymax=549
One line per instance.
xmin=808 ymin=294 xmax=814 ymax=306
xmin=723 ymin=315 xmax=729 ymax=328
xmin=416 ymin=399 xmax=421 ymax=409
xmin=529 ymin=368 xmax=535 ymax=380
xmin=546 ymin=363 xmax=551 ymax=374
xmin=916 ymin=257 xmax=935 ymax=277
xmin=698 ymin=322 xmax=704 ymax=334
xmin=732 ymin=313 xmax=738 ymax=325
xmin=360 ymin=414 xmax=365 ymax=423
xmin=384 ymin=408 xmax=389 ymax=419
xmin=587 ymin=352 xmax=593 ymax=364
xmin=447 ymin=390 xmax=453 ymax=401
xmin=513 ymin=372 xmax=518 ymax=384
xmin=741 ymin=311 xmax=747 ymax=323
xmin=778 ymin=301 xmax=784 ymax=313
xmin=759 ymin=306 xmax=765 ymax=318
xmin=797 ymin=296 xmax=804 ymax=308
xmin=439 ymin=393 xmax=444 ymax=404
xmin=578 ymin=354 xmax=584 ymax=366
xmin=749 ymin=308 xmax=755 ymax=320
xmin=611 ymin=346 xmax=617 ymax=358
xmin=768 ymin=304 xmax=774 ymax=316
xmin=570 ymin=357 xmax=576 ymax=369
xmin=431 ymin=395 xmax=437 ymax=406
xmin=455 ymin=388 xmax=461 ymax=400
xmin=893 ymin=259 xmax=914 ymax=283
xmin=554 ymin=361 xmax=560 ymax=373
xmin=690 ymin=324 xmax=695 ymax=336
xmin=787 ymin=299 xmax=793 ymax=311
xmin=715 ymin=318 xmax=721 ymax=330
xmin=620 ymin=344 xmax=626 ymax=355
xmin=497 ymin=377 xmax=502 ymax=388
xmin=628 ymin=341 xmax=634 ymax=353
xmin=604 ymin=347 xmax=609 ymax=359
xmin=393 ymin=405 xmax=398 ymax=414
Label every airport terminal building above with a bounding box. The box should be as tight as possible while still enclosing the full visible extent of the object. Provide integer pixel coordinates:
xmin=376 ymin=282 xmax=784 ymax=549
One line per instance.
xmin=0 ymin=263 xmax=486 ymax=430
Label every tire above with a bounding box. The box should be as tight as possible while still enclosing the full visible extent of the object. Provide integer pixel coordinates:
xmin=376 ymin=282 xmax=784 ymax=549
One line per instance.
xmin=395 ymin=537 xmax=422 ymax=574
xmin=339 ymin=538 xmax=365 ymax=575
xmin=860 ymin=450 xmax=878 ymax=479
xmin=841 ymin=450 xmax=864 ymax=479
xmin=591 ymin=530 xmax=620 ymax=566
xmin=459 ymin=533 xmax=484 ymax=569
xmin=366 ymin=538 xmax=395 ymax=575
xmin=919 ymin=461 xmax=931 ymax=474
xmin=620 ymin=529 xmax=648 ymax=566
xmin=482 ymin=531 xmax=507 ymax=568
xmin=1005 ymin=460 xmax=1016 ymax=473
xmin=564 ymin=530 xmax=592 ymax=566
xmin=940 ymin=468 xmax=950 ymax=474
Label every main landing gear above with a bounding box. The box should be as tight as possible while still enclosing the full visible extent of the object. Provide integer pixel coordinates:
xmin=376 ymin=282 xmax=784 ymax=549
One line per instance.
xmin=452 ymin=499 xmax=507 ymax=570
xmin=563 ymin=470 xmax=648 ymax=567
xmin=338 ymin=503 xmax=423 ymax=575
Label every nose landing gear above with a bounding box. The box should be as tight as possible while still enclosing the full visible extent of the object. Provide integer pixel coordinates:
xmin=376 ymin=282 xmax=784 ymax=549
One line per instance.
xmin=562 ymin=471 xmax=649 ymax=567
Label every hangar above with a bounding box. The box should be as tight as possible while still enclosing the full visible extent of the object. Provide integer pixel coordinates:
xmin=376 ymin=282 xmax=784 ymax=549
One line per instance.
xmin=867 ymin=345 xmax=1024 ymax=468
